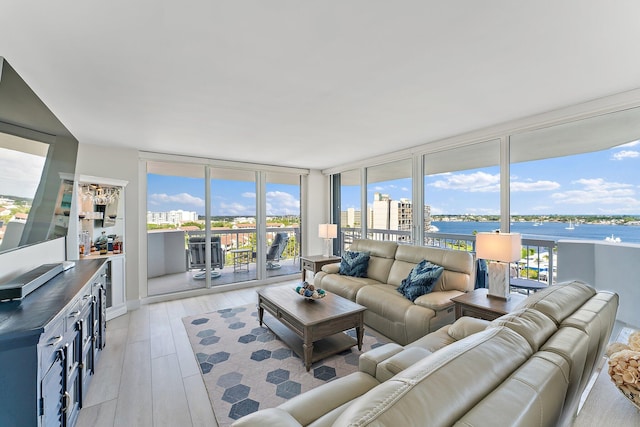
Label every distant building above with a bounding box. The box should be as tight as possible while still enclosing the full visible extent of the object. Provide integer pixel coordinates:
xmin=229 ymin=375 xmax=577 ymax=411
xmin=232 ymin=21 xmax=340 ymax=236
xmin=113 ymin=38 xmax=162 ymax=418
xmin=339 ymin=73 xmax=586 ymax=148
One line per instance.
xmin=147 ymin=209 xmax=198 ymax=225
xmin=342 ymin=193 xmax=433 ymax=241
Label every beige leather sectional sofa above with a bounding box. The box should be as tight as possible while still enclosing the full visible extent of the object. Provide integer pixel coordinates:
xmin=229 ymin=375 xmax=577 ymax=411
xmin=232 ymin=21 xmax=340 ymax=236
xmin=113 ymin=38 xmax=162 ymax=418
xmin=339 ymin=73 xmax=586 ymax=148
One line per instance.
xmin=313 ymin=239 xmax=476 ymax=345
xmin=233 ymin=280 xmax=618 ymax=427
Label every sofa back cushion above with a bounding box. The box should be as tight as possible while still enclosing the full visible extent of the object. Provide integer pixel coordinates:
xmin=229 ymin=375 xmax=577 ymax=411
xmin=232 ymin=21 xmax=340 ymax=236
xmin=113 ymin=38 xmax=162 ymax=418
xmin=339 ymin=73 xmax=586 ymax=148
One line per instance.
xmin=455 ymin=351 xmax=570 ymax=427
xmin=351 ymin=239 xmax=398 ymax=283
xmin=515 ymin=280 xmax=596 ymax=325
xmin=333 ymin=326 xmax=532 ymax=426
xmin=387 ymin=245 xmax=475 ymax=292
xmin=488 ymin=308 xmax=557 ymax=353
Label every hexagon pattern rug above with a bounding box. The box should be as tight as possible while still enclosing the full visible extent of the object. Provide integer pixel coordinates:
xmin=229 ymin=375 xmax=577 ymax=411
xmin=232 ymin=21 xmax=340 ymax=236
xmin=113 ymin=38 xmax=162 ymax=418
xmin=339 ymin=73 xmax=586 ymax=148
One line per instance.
xmin=182 ymin=303 xmax=390 ymax=426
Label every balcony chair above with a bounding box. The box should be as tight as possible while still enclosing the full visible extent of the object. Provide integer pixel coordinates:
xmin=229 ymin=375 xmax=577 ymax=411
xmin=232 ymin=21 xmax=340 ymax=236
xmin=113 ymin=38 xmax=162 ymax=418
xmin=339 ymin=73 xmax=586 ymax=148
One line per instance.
xmin=188 ymin=235 xmax=225 ymax=280
xmin=266 ymin=232 xmax=289 ymax=270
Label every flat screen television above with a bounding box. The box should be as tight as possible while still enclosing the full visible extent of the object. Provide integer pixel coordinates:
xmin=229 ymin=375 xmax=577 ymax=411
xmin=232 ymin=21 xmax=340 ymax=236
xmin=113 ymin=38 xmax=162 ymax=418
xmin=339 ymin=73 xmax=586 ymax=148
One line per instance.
xmin=0 ymin=57 xmax=78 ymax=255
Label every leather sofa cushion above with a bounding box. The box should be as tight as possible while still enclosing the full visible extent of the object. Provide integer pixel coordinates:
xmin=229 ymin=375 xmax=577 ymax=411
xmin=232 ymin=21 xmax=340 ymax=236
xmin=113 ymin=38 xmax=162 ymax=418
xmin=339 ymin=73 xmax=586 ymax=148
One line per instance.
xmin=319 ymin=274 xmax=380 ymax=301
xmin=351 ymin=240 xmax=397 ymax=284
xmin=454 ymin=351 xmax=570 ymax=427
xmin=333 ymin=327 xmax=532 ymax=426
xmin=279 ymin=372 xmax=381 ymax=426
xmin=388 ymin=245 xmax=475 ymax=292
xmin=488 ymin=308 xmax=557 ymax=352
xmin=447 ymin=316 xmax=491 ymax=341
xmin=376 ymin=347 xmax=432 ymax=382
xmin=516 ymin=280 xmax=596 ymax=325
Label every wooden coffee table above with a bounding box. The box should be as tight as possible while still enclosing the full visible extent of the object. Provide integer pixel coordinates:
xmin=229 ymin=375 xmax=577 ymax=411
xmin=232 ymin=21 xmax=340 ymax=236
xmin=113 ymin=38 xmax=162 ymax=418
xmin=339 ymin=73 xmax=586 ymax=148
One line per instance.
xmin=257 ymin=285 xmax=366 ymax=371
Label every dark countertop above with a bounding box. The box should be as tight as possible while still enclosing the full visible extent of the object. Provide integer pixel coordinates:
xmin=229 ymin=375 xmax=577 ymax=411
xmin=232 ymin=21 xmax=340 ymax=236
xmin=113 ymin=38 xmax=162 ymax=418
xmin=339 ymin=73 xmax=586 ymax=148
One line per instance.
xmin=0 ymin=259 xmax=106 ymax=343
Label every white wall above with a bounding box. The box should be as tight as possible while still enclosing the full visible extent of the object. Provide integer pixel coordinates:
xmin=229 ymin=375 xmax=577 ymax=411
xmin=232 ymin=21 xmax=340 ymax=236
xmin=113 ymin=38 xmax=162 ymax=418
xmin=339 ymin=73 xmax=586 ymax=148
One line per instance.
xmin=557 ymin=239 xmax=640 ymax=328
xmin=0 ymin=238 xmax=66 ymax=282
xmin=304 ymin=170 xmax=329 ymax=257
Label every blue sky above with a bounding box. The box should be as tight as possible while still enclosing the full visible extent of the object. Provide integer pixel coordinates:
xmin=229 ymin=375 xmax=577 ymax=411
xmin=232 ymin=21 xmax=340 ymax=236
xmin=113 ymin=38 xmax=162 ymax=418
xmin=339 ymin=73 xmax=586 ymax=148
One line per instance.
xmin=147 ymin=141 xmax=640 ymax=217
xmin=351 ymin=141 xmax=640 ymax=216
xmin=147 ymin=175 xmax=300 ymax=217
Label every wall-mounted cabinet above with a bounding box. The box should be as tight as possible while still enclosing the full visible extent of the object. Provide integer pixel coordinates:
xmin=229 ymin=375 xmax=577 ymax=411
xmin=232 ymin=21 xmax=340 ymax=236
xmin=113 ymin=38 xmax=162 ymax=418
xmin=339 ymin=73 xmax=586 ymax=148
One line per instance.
xmin=68 ymin=175 xmax=128 ymax=320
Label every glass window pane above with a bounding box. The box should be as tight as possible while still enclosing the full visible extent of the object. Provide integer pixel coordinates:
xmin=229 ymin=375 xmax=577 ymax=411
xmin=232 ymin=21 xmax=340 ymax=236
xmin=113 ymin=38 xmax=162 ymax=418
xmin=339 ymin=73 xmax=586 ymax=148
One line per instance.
xmin=424 ymin=140 xmax=501 ymax=248
xmin=266 ymin=172 xmax=301 ymax=278
xmin=367 ymin=159 xmax=412 ymax=243
xmin=146 ymin=161 xmax=206 ymax=295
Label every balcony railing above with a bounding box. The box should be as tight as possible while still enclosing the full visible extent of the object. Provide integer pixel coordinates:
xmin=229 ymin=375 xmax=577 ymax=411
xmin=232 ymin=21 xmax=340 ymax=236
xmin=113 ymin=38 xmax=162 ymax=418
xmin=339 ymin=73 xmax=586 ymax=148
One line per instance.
xmin=184 ymin=227 xmax=300 ymax=267
xmin=340 ymin=227 xmax=556 ymax=284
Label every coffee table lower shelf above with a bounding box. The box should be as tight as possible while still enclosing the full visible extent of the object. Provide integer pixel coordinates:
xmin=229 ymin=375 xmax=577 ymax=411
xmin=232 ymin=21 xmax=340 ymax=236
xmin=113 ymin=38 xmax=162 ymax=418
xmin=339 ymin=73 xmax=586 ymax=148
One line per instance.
xmin=262 ymin=314 xmax=358 ymax=368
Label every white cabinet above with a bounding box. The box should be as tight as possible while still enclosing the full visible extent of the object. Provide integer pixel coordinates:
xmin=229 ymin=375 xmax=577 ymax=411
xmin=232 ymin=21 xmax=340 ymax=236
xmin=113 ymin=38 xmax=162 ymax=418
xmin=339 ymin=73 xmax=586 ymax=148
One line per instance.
xmin=68 ymin=175 xmax=128 ymax=320
xmin=106 ymin=255 xmax=127 ymax=320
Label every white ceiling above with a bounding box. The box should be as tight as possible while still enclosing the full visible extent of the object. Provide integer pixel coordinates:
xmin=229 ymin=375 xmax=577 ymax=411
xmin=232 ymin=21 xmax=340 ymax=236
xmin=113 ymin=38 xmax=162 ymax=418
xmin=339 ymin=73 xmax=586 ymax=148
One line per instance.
xmin=2 ymin=1 xmax=640 ymax=170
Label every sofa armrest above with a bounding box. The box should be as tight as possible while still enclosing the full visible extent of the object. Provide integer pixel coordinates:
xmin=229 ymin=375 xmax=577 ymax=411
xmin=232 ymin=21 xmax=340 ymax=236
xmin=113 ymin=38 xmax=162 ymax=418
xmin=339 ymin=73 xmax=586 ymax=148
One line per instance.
xmin=358 ymin=342 xmax=404 ymax=377
xmin=448 ymin=316 xmax=491 ymax=340
xmin=321 ymin=263 xmax=340 ymax=274
xmin=376 ymin=347 xmax=432 ymax=382
xmin=407 ymin=317 xmax=490 ymax=352
xmin=415 ymin=290 xmax=463 ymax=311
xmin=231 ymin=408 xmax=302 ymax=427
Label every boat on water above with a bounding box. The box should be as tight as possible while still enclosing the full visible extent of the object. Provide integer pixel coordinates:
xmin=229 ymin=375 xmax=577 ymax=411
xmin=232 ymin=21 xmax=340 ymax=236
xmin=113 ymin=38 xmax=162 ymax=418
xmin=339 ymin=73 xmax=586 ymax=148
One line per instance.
xmin=605 ymin=234 xmax=622 ymax=243
xmin=565 ymin=220 xmax=575 ymax=230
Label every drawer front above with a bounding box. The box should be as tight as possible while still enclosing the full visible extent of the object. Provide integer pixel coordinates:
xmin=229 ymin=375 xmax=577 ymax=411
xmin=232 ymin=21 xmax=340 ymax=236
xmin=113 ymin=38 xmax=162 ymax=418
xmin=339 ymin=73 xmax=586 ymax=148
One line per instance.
xmin=301 ymin=259 xmax=314 ymax=270
xmin=39 ymin=317 xmax=65 ymax=372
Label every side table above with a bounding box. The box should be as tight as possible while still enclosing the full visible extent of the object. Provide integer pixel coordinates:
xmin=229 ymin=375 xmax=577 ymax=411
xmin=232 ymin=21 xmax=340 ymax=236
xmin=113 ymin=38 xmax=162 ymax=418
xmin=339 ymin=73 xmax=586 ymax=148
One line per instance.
xmin=451 ymin=288 xmax=527 ymax=321
xmin=230 ymin=248 xmax=251 ymax=272
xmin=300 ymin=255 xmax=341 ymax=282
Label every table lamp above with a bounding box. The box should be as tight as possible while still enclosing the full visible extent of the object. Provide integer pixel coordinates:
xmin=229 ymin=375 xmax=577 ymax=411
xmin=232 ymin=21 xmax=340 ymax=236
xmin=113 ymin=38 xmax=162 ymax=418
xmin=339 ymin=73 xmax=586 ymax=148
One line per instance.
xmin=318 ymin=224 xmax=337 ymax=257
xmin=476 ymin=232 xmax=522 ymax=300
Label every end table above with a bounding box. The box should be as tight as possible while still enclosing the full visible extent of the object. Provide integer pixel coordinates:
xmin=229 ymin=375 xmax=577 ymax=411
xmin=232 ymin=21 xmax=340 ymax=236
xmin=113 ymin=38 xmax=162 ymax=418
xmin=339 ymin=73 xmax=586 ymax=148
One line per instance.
xmin=300 ymin=255 xmax=341 ymax=282
xmin=451 ymin=288 xmax=527 ymax=321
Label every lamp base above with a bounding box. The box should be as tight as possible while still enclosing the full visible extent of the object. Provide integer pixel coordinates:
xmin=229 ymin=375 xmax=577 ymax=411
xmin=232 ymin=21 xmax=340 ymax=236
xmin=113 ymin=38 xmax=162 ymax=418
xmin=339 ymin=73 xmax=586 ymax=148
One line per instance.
xmin=322 ymin=239 xmax=333 ymax=257
xmin=487 ymin=261 xmax=511 ymax=300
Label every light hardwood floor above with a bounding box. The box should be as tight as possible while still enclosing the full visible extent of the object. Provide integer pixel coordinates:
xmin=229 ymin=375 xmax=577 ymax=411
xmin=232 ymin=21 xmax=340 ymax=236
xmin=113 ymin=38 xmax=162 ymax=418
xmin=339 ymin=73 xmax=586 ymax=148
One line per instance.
xmin=76 ymin=281 xmax=295 ymax=427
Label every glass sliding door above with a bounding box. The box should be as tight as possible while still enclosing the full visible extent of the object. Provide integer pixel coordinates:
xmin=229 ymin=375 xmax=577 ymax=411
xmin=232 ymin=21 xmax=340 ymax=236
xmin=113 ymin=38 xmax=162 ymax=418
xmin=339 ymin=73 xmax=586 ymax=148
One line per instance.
xmin=366 ymin=159 xmax=413 ymax=243
xmin=265 ymin=171 xmax=301 ymax=279
xmin=146 ymin=161 xmax=207 ymax=295
xmin=337 ymin=169 xmax=362 ymax=252
xmin=210 ymin=168 xmax=257 ymax=284
xmin=423 ymin=140 xmax=501 ymax=249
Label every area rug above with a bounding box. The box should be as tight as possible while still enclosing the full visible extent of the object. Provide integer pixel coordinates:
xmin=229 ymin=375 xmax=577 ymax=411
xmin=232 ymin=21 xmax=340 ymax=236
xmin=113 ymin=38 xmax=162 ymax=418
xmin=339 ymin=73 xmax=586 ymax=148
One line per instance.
xmin=183 ymin=304 xmax=390 ymax=426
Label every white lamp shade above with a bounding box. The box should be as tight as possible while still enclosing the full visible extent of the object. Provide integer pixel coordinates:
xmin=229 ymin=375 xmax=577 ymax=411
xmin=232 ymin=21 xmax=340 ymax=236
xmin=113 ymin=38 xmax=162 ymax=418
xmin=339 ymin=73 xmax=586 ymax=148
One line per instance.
xmin=476 ymin=232 xmax=521 ymax=263
xmin=318 ymin=224 xmax=338 ymax=239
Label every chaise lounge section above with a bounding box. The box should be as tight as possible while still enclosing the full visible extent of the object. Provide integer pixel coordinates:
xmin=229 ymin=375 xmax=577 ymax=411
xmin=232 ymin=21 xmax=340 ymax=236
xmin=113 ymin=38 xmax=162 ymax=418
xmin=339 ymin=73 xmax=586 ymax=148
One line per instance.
xmin=313 ymin=239 xmax=476 ymax=345
xmin=233 ymin=280 xmax=618 ymax=427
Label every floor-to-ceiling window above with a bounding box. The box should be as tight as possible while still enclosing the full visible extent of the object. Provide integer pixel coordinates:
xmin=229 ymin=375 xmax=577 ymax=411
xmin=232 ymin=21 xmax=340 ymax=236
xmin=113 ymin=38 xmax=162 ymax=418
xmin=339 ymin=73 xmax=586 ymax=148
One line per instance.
xmin=366 ymin=159 xmax=413 ymax=242
xmin=423 ymin=140 xmax=501 ymax=248
xmin=146 ymin=160 xmax=207 ymax=295
xmin=144 ymin=156 xmax=308 ymax=297
xmin=338 ymin=169 xmax=361 ymax=251
xmin=210 ymin=168 xmax=257 ymax=284
xmin=265 ymin=172 xmax=301 ymax=278
xmin=509 ymin=107 xmax=640 ymax=281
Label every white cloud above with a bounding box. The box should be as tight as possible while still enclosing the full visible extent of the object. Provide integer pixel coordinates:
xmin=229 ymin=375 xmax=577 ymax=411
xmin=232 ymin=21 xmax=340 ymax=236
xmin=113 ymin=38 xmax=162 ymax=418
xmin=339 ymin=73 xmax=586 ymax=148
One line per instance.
xmin=401 ymin=187 xmax=409 ymax=192
xmin=242 ymin=192 xmax=256 ymax=198
xmin=148 ymin=192 xmax=204 ymax=207
xmin=550 ymin=178 xmax=639 ymax=207
xmin=218 ymin=202 xmax=253 ymax=216
xmin=266 ymin=191 xmax=300 ymax=215
xmin=510 ymin=180 xmax=561 ymax=192
xmin=618 ymin=140 xmax=640 ymax=148
xmin=428 ymin=171 xmax=500 ymax=193
xmin=612 ymin=150 xmax=639 ymax=160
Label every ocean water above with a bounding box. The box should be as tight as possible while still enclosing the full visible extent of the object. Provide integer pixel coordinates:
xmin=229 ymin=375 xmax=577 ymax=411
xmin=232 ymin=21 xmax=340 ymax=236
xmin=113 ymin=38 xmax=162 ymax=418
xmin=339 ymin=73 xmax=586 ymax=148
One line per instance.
xmin=431 ymin=221 xmax=640 ymax=244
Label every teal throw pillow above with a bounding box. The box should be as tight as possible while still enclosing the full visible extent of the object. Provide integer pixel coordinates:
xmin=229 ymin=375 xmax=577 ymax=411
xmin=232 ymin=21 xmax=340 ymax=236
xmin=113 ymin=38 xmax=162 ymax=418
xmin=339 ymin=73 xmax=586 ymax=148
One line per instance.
xmin=339 ymin=251 xmax=370 ymax=278
xmin=398 ymin=259 xmax=444 ymax=302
